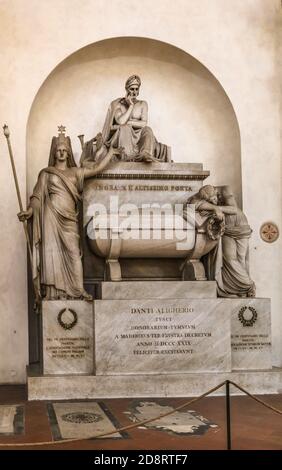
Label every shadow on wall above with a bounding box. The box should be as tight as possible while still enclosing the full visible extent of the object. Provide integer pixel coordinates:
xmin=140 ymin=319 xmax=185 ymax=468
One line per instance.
xmin=27 ymin=36 xmax=242 ymax=205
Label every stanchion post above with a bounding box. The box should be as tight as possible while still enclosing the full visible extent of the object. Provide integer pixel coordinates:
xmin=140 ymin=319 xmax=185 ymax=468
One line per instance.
xmin=225 ymin=380 xmax=232 ymax=450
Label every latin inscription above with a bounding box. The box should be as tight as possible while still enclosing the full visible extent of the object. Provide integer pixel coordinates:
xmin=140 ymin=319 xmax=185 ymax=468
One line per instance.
xmin=113 ymin=306 xmax=212 ymax=357
xmin=231 ymin=334 xmax=271 ymax=352
xmin=95 ymin=299 xmax=231 ymax=374
xmin=92 ymin=184 xmax=193 ymax=192
xmin=45 ymin=336 xmax=91 ymax=359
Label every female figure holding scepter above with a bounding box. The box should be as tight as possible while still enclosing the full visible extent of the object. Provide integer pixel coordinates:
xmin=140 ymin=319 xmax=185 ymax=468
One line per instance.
xmin=18 ymin=126 xmax=118 ymax=301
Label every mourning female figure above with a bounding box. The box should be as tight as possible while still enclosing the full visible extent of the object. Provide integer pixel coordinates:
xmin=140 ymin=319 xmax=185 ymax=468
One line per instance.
xmin=186 ymin=185 xmax=256 ymax=298
xmin=215 ymin=186 xmax=256 ymax=297
xmin=18 ymin=128 xmax=118 ymax=301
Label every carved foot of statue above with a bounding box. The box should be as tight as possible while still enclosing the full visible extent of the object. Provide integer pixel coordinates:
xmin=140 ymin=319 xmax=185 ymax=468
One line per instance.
xmin=136 ymin=152 xmax=160 ymax=163
xmin=247 ymin=282 xmax=256 ymax=298
xmin=81 ymin=290 xmax=93 ymax=301
xmin=142 ymin=154 xmax=155 ymax=163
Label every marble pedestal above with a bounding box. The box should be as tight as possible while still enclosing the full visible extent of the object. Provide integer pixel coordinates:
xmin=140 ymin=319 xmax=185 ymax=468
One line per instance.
xmin=94 ymin=281 xmax=231 ymax=375
xmin=94 ymin=287 xmax=271 ymax=374
xmin=29 ymin=284 xmax=272 ymax=400
xmin=94 ymin=298 xmax=231 ymax=374
xmin=230 ymin=298 xmax=271 ymax=370
xmin=42 ymin=300 xmax=94 ymax=375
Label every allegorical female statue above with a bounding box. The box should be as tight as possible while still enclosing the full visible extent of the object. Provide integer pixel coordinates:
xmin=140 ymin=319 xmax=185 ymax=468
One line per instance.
xmin=186 ymin=185 xmax=256 ymax=298
xmin=18 ymin=126 xmax=119 ymax=301
xmin=214 ymin=185 xmax=256 ymax=297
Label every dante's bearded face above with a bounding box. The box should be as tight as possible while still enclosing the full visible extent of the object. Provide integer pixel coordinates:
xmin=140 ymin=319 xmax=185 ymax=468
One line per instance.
xmin=126 ymin=84 xmax=140 ymax=100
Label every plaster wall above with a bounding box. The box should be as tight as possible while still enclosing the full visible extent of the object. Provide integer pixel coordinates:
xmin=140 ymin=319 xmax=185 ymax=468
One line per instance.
xmin=0 ymin=0 xmax=281 ymax=383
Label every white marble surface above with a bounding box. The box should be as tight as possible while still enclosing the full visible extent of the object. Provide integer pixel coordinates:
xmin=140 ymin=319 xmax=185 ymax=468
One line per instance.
xmin=0 ymin=405 xmax=17 ymax=434
xmin=43 ymin=300 xmax=94 ymax=375
xmin=27 ymin=366 xmax=282 ymax=400
xmin=126 ymin=401 xmax=217 ymax=434
xmin=83 ymin=169 xmax=205 ymax=228
xmin=230 ymin=298 xmax=271 ymax=370
xmin=51 ymin=402 xmax=121 ymax=439
xmin=99 ymin=281 xmax=217 ymax=300
xmin=94 ymin=299 xmax=231 ymax=374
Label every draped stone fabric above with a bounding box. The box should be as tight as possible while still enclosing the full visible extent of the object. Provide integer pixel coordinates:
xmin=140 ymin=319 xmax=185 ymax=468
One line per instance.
xmin=205 ymin=210 xmax=255 ymax=297
xmin=101 ymin=98 xmax=169 ymax=162
xmin=30 ymin=167 xmax=86 ymax=300
xmin=187 ymin=188 xmax=255 ymax=297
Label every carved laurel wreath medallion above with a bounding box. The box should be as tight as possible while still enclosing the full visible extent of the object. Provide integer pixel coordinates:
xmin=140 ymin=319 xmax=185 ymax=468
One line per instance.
xmin=57 ymin=308 xmax=78 ymax=330
xmin=238 ymin=306 xmax=257 ymax=327
xmin=206 ymin=216 xmax=225 ymax=241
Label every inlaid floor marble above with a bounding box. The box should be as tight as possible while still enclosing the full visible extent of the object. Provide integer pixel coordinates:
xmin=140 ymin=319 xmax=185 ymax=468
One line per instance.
xmin=0 ymin=405 xmax=24 ymax=435
xmin=125 ymin=400 xmax=218 ymax=436
xmin=47 ymin=402 xmax=128 ymax=440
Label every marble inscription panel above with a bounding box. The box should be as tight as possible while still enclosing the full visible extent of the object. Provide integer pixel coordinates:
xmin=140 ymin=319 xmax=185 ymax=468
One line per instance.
xmin=94 ymin=299 xmax=231 ymax=375
xmin=231 ymin=298 xmax=271 ymax=370
xmin=43 ymin=301 xmax=94 ymax=375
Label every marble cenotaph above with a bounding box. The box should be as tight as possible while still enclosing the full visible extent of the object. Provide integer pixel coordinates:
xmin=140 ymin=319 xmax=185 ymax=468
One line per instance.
xmin=15 ymin=76 xmax=276 ymax=399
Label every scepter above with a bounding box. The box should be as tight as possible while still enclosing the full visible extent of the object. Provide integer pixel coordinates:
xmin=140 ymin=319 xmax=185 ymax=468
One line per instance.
xmin=3 ymin=125 xmax=40 ymax=307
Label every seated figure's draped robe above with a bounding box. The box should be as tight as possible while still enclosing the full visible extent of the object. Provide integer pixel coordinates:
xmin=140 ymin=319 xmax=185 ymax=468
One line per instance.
xmin=30 ymin=167 xmax=85 ymax=299
xmin=102 ymin=98 xmax=169 ymax=162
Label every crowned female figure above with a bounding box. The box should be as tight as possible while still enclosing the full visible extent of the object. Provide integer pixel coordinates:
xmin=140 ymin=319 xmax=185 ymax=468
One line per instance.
xmin=18 ymin=126 xmax=118 ymax=301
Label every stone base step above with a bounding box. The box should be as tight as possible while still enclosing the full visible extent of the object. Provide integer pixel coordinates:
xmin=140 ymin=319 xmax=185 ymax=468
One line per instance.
xmin=27 ymin=365 xmax=282 ymax=400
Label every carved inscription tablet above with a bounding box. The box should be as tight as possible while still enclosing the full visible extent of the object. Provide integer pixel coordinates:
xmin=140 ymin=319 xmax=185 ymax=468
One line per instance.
xmin=94 ymin=299 xmax=231 ymax=374
xmin=43 ymin=301 xmax=94 ymax=375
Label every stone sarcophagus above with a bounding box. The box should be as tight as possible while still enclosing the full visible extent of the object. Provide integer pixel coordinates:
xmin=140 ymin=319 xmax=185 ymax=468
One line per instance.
xmin=83 ymin=162 xmax=222 ymax=285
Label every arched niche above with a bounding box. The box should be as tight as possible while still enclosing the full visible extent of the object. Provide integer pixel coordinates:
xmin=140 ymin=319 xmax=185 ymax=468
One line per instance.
xmin=27 ymin=36 xmax=241 ymax=204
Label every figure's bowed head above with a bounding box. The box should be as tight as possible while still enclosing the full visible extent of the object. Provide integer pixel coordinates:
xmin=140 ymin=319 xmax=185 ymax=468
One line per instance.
xmin=125 ymin=74 xmax=141 ymax=105
xmin=199 ymin=185 xmax=218 ymax=206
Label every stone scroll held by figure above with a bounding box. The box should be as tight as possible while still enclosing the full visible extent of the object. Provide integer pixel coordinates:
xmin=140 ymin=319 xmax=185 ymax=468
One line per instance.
xmin=79 ymin=75 xmax=171 ymax=164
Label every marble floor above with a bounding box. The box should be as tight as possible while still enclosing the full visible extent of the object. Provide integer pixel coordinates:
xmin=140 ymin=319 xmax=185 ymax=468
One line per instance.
xmin=47 ymin=401 xmax=127 ymax=440
xmin=125 ymin=400 xmax=217 ymax=435
xmin=0 ymin=385 xmax=281 ymax=450
xmin=0 ymin=405 xmax=24 ymax=436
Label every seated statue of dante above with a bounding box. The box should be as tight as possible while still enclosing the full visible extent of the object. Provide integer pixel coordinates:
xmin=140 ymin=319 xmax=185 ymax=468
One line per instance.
xmin=81 ymin=75 xmax=170 ymax=164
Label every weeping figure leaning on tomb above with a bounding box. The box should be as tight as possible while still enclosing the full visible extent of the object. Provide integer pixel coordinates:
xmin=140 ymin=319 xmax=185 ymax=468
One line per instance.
xmin=214 ymin=185 xmax=256 ymax=297
xmin=18 ymin=127 xmax=120 ymax=301
xmin=186 ymin=185 xmax=256 ymax=298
